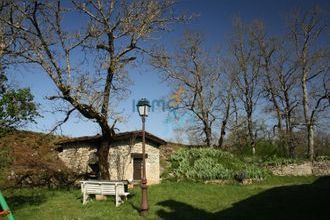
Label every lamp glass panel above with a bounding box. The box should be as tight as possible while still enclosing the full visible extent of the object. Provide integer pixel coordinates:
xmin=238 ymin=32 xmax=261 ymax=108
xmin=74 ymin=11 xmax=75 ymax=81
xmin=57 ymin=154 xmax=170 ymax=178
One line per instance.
xmin=138 ymin=105 xmax=145 ymax=116
xmin=145 ymin=105 xmax=149 ymax=116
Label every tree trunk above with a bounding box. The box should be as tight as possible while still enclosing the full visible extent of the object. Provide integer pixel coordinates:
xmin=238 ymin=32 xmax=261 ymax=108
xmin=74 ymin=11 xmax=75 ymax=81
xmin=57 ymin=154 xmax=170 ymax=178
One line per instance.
xmin=274 ymin=101 xmax=282 ymax=135
xmin=97 ymin=125 xmax=114 ymax=180
xmin=218 ymin=96 xmax=231 ymax=148
xmin=247 ymin=116 xmax=255 ymax=155
xmin=218 ymin=121 xmax=226 ymax=149
xmin=204 ymin=125 xmax=212 ymax=147
xmin=97 ymin=137 xmax=110 ymax=180
xmin=287 ymin=128 xmax=296 ymax=158
xmin=284 ymin=87 xmax=295 ymax=157
xmin=302 ymin=71 xmax=313 ymax=160
xmin=89 ymin=117 xmax=114 ymax=180
xmin=308 ymin=124 xmax=314 ymax=161
xmin=266 ymin=75 xmax=282 ymax=134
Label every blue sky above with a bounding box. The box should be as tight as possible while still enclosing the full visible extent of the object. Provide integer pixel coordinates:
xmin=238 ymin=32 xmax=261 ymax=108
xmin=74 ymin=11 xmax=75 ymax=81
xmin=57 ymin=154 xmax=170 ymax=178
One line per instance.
xmin=8 ymin=0 xmax=330 ymax=141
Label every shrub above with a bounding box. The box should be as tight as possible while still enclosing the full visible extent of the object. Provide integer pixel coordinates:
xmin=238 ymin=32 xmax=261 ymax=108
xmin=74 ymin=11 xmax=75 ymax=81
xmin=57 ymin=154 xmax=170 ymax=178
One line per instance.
xmin=0 ymin=130 xmax=82 ymax=189
xmin=0 ymin=145 xmax=13 ymax=185
xmin=261 ymin=155 xmax=303 ymax=166
xmin=255 ymin=141 xmax=288 ymax=157
xmin=315 ymin=156 xmax=330 ymax=162
xmin=168 ymin=148 xmax=269 ymax=181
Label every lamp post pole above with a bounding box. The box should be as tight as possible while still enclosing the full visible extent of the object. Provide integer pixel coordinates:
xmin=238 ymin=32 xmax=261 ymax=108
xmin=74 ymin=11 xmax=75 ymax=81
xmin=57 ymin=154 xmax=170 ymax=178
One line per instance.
xmin=137 ymin=98 xmax=150 ymax=216
xmin=140 ymin=115 xmax=149 ymax=216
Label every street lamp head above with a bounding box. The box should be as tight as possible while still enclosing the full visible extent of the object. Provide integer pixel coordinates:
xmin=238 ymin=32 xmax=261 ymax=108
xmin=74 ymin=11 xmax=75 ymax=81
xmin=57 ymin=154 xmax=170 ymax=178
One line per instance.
xmin=136 ymin=98 xmax=151 ymax=117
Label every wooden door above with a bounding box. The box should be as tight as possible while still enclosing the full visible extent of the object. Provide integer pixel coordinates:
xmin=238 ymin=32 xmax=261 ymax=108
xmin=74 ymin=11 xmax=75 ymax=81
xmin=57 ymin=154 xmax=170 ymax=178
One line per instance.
xmin=133 ymin=158 xmax=142 ymax=180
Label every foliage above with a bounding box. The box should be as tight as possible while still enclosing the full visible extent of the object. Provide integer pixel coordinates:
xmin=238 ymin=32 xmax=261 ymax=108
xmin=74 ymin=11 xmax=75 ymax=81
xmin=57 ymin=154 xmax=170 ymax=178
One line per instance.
xmin=229 ymin=138 xmax=310 ymax=159
xmin=0 ymin=130 xmax=80 ymax=188
xmin=315 ymin=156 xmax=330 ymax=162
xmin=260 ymin=155 xmax=303 ymax=166
xmin=0 ymin=72 xmax=39 ymax=131
xmin=168 ymin=148 xmax=270 ymax=181
xmin=255 ymin=141 xmax=287 ymax=157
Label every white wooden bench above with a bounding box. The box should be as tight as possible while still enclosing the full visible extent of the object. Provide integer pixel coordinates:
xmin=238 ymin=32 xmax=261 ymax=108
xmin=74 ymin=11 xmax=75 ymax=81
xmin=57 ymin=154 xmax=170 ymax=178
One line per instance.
xmin=80 ymin=180 xmax=130 ymax=206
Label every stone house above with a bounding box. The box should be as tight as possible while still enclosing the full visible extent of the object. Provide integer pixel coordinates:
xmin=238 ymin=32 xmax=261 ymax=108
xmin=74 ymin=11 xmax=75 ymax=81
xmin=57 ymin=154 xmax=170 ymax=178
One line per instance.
xmin=55 ymin=131 xmax=166 ymax=185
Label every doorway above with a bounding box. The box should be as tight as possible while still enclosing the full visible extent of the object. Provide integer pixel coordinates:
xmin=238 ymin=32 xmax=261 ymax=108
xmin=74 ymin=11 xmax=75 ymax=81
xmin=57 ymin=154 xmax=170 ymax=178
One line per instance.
xmin=133 ymin=158 xmax=143 ymax=180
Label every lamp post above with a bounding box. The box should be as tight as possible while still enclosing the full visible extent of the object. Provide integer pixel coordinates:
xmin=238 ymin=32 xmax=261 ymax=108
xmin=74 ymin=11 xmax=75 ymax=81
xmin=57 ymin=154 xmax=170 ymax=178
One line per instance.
xmin=136 ymin=98 xmax=151 ymax=216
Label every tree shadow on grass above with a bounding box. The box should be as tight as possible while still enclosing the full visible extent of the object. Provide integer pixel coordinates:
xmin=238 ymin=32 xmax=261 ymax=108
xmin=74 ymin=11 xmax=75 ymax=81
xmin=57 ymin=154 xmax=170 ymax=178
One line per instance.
xmin=157 ymin=176 xmax=330 ymax=220
xmin=5 ymin=194 xmax=47 ymax=211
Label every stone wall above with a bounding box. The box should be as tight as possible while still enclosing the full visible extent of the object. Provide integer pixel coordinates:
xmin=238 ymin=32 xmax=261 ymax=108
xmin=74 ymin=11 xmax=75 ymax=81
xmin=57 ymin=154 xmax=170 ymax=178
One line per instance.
xmin=58 ymin=142 xmax=98 ymax=174
xmin=108 ymin=140 xmax=160 ymax=184
xmin=312 ymin=161 xmax=330 ymax=176
xmin=269 ymin=161 xmax=330 ymax=176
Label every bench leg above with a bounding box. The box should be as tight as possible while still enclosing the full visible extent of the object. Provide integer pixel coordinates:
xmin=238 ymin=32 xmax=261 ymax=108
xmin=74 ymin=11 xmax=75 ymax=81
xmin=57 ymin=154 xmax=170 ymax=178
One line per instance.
xmin=83 ymin=192 xmax=88 ymax=205
xmin=115 ymin=193 xmax=124 ymax=206
xmin=115 ymin=193 xmax=120 ymax=207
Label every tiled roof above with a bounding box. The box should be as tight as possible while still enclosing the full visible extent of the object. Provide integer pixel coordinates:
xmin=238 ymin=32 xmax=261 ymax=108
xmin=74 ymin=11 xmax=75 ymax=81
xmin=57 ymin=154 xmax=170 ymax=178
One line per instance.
xmin=55 ymin=130 xmax=166 ymax=146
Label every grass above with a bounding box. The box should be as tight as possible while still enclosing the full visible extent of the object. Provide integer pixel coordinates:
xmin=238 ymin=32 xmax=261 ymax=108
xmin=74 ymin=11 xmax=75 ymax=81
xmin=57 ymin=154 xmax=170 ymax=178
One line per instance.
xmin=2 ymin=176 xmax=330 ymax=220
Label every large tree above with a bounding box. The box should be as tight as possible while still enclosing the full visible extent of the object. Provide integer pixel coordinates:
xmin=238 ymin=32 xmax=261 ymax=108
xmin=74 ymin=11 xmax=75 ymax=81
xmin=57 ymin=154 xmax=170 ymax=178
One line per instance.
xmin=253 ymin=23 xmax=300 ymax=157
xmin=2 ymin=0 xmax=184 ymax=179
xmin=152 ymin=31 xmax=234 ymax=147
xmin=152 ymin=32 xmax=218 ymax=146
xmin=230 ymin=19 xmax=263 ymax=155
xmin=288 ymin=7 xmax=330 ymax=160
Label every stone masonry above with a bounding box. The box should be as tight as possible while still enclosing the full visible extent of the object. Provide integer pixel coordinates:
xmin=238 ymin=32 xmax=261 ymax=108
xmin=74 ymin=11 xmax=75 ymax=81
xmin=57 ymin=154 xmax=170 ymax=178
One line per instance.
xmin=108 ymin=140 xmax=160 ymax=184
xmin=57 ymin=136 xmax=161 ymax=184
xmin=58 ymin=142 xmax=98 ymax=174
xmin=269 ymin=161 xmax=330 ymax=176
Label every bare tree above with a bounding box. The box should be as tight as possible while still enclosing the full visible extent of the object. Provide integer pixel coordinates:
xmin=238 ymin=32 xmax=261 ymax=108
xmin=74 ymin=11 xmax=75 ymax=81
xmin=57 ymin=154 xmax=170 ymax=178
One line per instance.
xmin=253 ymin=23 xmax=301 ymax=157
xmin=2 ymin=0 xmax=183 ymax=178
xmin=272 ymin=41 xmax=301 ymax=157
xmin=0 ymin=1 xmax=18 ymax=66
xmin=152 ymin=31 xmax=235 ymax=147
xmin=288 ymin=6 xmax=330 ymax=160
xmin=230 ymin=19 xmax=263 ymax=155
xmin=216 ymin=61 xmax=235 ymax=148
xmin=251 ymin=25 xmax=281 ymax=131
xmin=152 ymin=32 xmax=226 ymax=146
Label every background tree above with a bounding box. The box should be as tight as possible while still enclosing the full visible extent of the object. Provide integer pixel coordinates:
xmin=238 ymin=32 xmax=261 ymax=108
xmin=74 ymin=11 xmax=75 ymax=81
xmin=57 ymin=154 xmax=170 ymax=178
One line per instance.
xmin=152 ymin=32 xmax=233 ymax=147
xmin=288 ymin=7 xmax=330 ymax=160
xmin=253 ymin=23 xmax=300 ymax=157
xmin=230 ymin=19 xmax=263 ymax=155
xmin=2 ymin=0 xmax=184 ymax=179
xmin=270 ymin=41 xmax=300 ymax=157
xmin=216 ymin=60 xmax=235 ymax=148
xmin=0 ymin=1 xmax=38 ymax=134
xmin=0 ymin=71 xmax=39 ymax=133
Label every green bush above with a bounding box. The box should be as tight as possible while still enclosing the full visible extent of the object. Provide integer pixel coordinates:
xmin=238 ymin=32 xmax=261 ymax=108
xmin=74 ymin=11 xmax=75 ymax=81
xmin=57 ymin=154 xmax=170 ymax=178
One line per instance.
xmin=233 ymin=140 xmax=289 ymax=158
xmin=261 ymin=155 xmax=303 ymax=166
xmin=255 ymin=141 xmax=288 ymax=157
xmin=168 ymin=148 xmax=269 ymax=181
xmin=315 ymin=156 xmax=330 ymax=162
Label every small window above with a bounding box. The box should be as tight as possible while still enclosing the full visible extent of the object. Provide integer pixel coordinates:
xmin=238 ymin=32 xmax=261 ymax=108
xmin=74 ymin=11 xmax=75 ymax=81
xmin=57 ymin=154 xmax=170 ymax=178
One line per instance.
xmin=88 ymin=163 xmax=99 ymax=179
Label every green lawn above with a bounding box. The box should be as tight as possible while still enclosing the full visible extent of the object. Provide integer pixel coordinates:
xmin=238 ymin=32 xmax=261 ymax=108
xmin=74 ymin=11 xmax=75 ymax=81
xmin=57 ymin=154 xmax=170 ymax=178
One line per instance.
xmin=3 ymin=176 xmax=329 ymax=220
